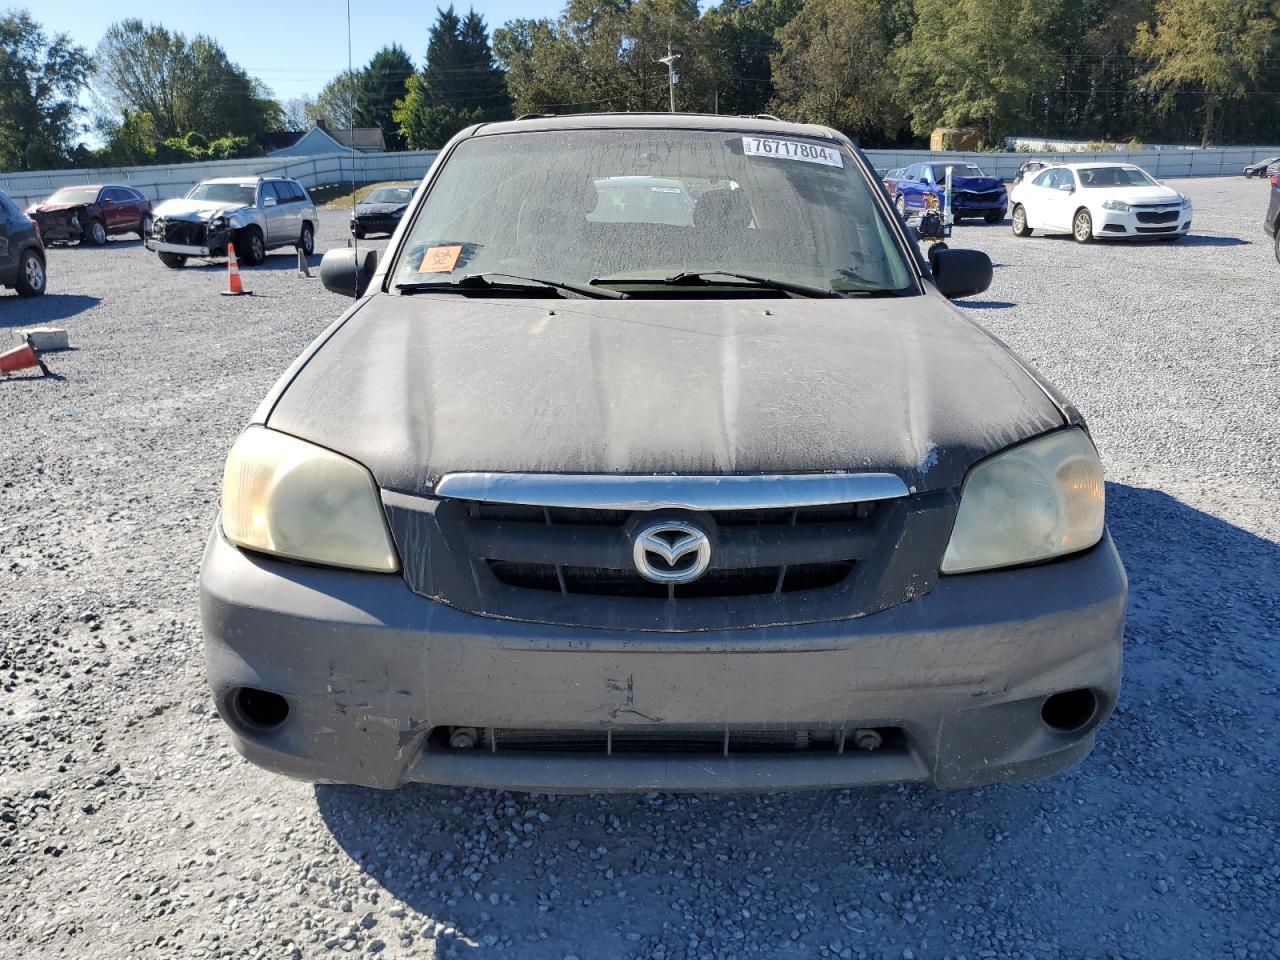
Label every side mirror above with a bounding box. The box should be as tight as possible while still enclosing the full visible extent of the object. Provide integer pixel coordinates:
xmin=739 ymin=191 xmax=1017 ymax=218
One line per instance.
xmin=263 ymin=196 xmax=277 ymax=207
xmin=320 ymin=247 xmax=379 ymax=298
xmin=930 ymin=247 xmax=992 ymax=300
xmin=1058 ymin=183 xmax=1074 ymax=193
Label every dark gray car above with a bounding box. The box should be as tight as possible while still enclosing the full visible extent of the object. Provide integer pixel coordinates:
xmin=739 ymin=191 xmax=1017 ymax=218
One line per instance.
xmin=0 ymin=190 xmax=46 ymax=298
xmin=201 ymin=114 xmax=1125 ymax=793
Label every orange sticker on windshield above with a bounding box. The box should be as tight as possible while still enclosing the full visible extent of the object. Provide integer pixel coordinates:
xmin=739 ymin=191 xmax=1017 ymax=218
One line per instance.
xmin=419 ymin=244 xmax=462 ymax=273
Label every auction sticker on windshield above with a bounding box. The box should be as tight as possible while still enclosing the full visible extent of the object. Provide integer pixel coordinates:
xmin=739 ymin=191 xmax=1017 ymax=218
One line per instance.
xmin=742 ymin=137 xmax=843 ymax=168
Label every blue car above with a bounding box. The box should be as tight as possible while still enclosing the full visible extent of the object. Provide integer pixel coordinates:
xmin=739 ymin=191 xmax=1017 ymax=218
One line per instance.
xmin=894 ymin=161 xmax=1008 ymax=223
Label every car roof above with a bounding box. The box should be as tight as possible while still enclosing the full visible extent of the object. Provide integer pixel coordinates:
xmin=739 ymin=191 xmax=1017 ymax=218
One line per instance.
xmin=201 ymin=176 xmax=293 ymax=185
xmin=1059 ymin=161 xmax=1141 ymax=170
xmin=468 ymin=112 xmax=842 ymax=142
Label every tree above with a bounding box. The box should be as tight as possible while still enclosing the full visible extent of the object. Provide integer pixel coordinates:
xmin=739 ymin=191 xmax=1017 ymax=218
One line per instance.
xmin=494 ymin=0 xmax=715 ymax=118
xmin=282 ymin=95 xmax=316 ymax=131
xmin=311 ymin=70 xmax=361 ymax=130
xmin=0 ymin=11 xmax=91 ymax=171
xmin=703 ymin=0 xmax=802 ymax=116
xmin=766 ymin=0 xmax=897 ymax=137
xmin=396 ymin=7 xmax=511 ymax=150
xmin=893 ymin=0 xmax=1065 ymax=145
xmin=1133 ymin=0 xmax=1278 ymax=146
xmin=93 ymin=19 xmax=282 ymax=151
xmin=355 ymin=45 xmax=414 ymax=149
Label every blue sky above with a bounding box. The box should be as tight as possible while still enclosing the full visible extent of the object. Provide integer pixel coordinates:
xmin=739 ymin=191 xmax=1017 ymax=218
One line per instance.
xmin=30 ymin=0 xmax=568 ymax=101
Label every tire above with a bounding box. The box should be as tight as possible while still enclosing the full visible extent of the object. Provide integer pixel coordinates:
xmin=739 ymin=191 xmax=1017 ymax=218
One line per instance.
xmin=157 ymin=252 xmax=186 ymax=269
xmin=353 ymin=228 xmax=365 ymax=240
xmin=138 ymin=214 xmax=153 ymax=239
xmin=237 ymin=228 xmax=266 ymax=266
xmin=895 ymin=195 xmax=907 ymax=218
xmin=1011 ymin=204 xmax=1032 ymax=237
xmin=1072 ymin=208 xmax=1094 ymax=244
xmin=297 ymin=222 xmax=314 ymax=256
xmin=83 ymin=219 xmax=107 ymax=246
xmin=984 ymin=209 xmax=1003 ymax=224
xmin=1273 ymin=229 xmax=1280 ymax=265
xmin=15 ymin=249 xmax=46 ymax=298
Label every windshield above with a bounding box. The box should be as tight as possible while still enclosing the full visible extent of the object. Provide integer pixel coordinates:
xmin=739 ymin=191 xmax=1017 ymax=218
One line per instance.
xmin=392 ymin=129 xmax=915 ymax=296
xmin=366 ymin=186 xmax=415 ymax=205
xmin=187 ymin=182 xmax=257 ymax=205
xmin=47 ymin=187 xmax=99 ymax=205
xmin=930 ymin=163 xmax=984 ymax=180
xmin=1078 ymin=167 xmax=1157 ymax=188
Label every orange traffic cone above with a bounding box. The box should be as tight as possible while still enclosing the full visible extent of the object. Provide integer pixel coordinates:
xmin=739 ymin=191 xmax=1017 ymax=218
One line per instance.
xmin=222 ymin=243 xmax=251 ymax=297
xmin=0 ymin=336 xmax=50 ymax=378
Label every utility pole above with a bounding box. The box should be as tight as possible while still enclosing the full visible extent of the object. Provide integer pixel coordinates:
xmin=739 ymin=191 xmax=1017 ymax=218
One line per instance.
xmin=658 ymin=43 xmax=680 ymax=113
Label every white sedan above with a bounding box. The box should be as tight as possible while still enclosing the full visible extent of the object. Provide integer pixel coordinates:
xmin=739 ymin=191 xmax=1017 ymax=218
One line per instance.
xmin=1008 ymin=162 xmax=1192 ymax=243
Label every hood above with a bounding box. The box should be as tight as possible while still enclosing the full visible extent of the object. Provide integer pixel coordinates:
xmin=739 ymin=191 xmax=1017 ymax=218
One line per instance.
xmin=264 ymin=294 xmax=1065 ymax=496
xmin=356 ymin=201 xmax=408 ymax=215
xmin=1087 ymin=184 xmax=1182 ymax=204
xmin=152 ymin=197 xmax=248 ymax=220
xmin=32 ymin=202 xmax=92 ymax=215
xmin=950 ymin=176 xmax=1004 ymax=192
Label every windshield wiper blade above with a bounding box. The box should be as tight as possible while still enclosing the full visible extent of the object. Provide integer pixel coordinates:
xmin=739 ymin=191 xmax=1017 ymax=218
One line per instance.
xmin=397 ymin=272 xmax=624 ymax=300
xmin=592 ymin=271 xmax=843 ymax=299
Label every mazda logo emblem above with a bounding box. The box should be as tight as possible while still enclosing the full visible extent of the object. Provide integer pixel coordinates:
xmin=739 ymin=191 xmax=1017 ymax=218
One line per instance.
xmin=632 ymin=520 xmax=712 ymax=584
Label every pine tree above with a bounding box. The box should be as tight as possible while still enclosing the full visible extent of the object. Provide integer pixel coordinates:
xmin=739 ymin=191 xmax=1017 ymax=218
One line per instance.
xmin=395 ymin=6 xmax=511 ymax=150
xmin=355 ymin=45 xmax=415 ymax=150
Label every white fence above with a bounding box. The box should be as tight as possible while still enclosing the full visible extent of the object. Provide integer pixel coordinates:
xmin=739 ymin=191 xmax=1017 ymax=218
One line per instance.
xmin=2 ymin=144 xmax=1277 ymax=207
xmin=0 ymin=151 xmax=441 ymax=207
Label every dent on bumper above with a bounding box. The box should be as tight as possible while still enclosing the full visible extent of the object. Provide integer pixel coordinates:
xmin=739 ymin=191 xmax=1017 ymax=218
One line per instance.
xmin=200 ymin=529 xmax=1126 ymax=792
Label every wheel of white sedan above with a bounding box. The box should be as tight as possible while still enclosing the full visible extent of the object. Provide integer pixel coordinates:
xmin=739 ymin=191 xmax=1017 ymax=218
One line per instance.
xmin=1073 ymin=209 xmax=1094 ymax=244
xmin=1011 ymin=205 xmax=1032 ymax=237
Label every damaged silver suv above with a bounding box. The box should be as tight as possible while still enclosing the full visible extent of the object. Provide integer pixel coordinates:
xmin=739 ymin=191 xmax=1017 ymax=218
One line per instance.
xmin=200 ymin=114 xmax=1125 ymax=792
xmin=147 ymin=176 xmax=316 ymax=268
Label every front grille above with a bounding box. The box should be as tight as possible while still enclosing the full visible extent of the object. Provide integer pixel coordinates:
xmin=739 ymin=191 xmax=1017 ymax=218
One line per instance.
xmin=383 ymin=482 xmax=957 ymax=631
xmin=437 ymin=725 xmax=907 ymax=756
xmin=156 ymin=219 xmax=208 ymax=246
xmin=1135 ymin=209 xmax=1179 ymax=224
xmin=1136 ymin=225 xmax=1177 ymax=233
xmin=956 ymin=190 xmax=1001 ymax=204
xmin=488 ymin=559 xmax=855 ymax=599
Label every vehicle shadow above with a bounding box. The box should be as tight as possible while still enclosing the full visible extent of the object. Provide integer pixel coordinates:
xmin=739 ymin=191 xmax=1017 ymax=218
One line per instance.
xmin=312 ymin=482 xmax=1279 ymax=958
xmin=1167 ymin=234 xmax=1250 ymax=247
xmin=178 ymin=253 xmax=319 ymax=272
xmin=0 ymin=293 xmax=100 ymax=326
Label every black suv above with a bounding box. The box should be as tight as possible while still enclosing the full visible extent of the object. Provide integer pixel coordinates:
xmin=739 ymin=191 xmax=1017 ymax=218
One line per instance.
xmin=0 ymin=189 xmax=46 ymax=298
xmin=1266 ymin=172 xmax=1280 ymax=265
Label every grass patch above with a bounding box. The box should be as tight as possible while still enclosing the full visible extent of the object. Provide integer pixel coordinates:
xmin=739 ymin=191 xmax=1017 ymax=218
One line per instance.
xmin=312 ymin=181 xmax=418 ymax=209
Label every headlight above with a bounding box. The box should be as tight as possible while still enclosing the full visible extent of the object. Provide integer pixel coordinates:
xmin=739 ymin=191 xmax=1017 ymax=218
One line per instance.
xmin=1181 ymin=197 xmax=1192 ymax=209
xmin=220 ymin=426 xmax=399 ymax=572
xmin=941 ymin=428 xmax=1105 ymax=574
xmin=1100 ymin=200 xmax=1130 ymax=212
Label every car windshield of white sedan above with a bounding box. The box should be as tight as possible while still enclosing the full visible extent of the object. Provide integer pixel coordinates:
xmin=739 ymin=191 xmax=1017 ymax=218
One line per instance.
xmin=187 ymin=182 xmax=257 ymax=205
xmin=392 ymin=129 xmax=915 ymax=296
xmin=47 ymin=187 xmax=98 ymax=205
xmin=1078 ymin=167 xmax=1157 ymax=188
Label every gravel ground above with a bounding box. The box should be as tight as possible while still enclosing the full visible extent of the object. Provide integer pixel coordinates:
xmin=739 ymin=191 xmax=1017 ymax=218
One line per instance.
xmin=1 ymin=178 xmax=1277 ymax=960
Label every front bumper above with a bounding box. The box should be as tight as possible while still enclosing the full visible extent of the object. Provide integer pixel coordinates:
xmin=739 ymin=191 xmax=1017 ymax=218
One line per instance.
xmin=351 ymin=215 xmax=402 ymax=235
xmin=201 ymin=528 xmax=1126 ymax=793
xmin=1094 ymin=207 xmax=1192 ymax=237
xmin=146 ymin=240 xmax=216 ymax=257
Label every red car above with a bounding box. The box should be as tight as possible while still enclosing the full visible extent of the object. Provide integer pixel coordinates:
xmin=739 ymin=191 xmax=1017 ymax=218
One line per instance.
xmin=25 ymin=184 xmax=153 ymax=246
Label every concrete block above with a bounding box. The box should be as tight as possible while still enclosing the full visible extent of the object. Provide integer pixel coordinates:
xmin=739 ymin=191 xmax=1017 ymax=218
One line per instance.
xmin=17 ymin=328 xmax=70 ymax=351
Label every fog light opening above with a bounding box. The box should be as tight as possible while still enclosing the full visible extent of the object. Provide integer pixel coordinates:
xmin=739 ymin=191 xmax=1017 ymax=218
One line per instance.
xmin=232 ymin=687 xmax=290 ymax=731
xmin=1041 ymin=688 xmax=1098 ymax=733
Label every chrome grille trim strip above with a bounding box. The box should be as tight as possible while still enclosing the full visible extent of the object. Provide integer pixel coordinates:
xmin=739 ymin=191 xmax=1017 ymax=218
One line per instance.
xmin=432 ymin=472 xmax=909 ymax=511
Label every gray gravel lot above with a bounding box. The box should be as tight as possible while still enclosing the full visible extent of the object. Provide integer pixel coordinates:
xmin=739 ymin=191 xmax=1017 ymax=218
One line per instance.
xmin=1 ymin=178 xmax=1277 ymax=960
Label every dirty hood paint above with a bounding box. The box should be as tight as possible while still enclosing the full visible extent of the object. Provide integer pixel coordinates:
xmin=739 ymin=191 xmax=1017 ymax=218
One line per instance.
xmin=152 ymin=197 xmax=247 ymax=220
xmin=264 ymin=293 xmax=1066 ymax=495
